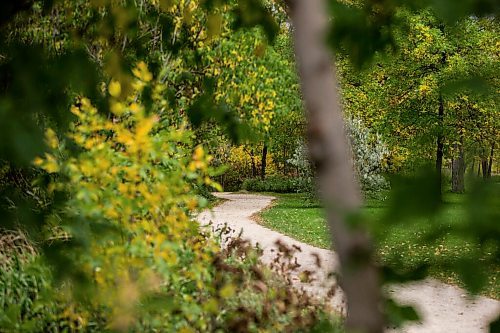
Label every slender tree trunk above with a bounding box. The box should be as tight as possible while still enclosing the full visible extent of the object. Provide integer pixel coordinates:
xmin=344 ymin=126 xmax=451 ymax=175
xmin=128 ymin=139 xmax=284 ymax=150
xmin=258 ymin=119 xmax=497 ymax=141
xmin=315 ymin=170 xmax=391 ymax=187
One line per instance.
xmin=261 ymin=144 xmax=267 ymax=180
xmin=481 ymin=158 xmax=488 ymax=179
xmin=250 ymin=149 xmax=257 ymax=178
xmin=477 ymin=160 xmax=481 ymax=177
xmin=436 ymin=94 xmax=444 ymax=194
xmin=469 ymin=159 xmax=475 ymax=176
xmin=451 ymin=139 xmax=465 ymax=193
xmin=288 ymin=0 xmax=384 ymax=332
xmin=487 ymin=143 xmax=494 ymax=178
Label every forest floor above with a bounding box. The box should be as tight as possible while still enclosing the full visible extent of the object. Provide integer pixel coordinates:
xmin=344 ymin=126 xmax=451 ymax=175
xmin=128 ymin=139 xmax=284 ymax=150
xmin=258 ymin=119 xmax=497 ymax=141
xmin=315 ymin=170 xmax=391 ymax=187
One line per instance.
xmin=197 ymin=192 xmax=500 ymax=333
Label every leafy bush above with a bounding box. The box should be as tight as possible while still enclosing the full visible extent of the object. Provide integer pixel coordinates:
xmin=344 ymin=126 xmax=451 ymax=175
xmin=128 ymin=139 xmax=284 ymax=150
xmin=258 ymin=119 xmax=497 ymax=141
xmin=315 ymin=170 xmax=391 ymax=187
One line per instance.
xmin=345 ymin=117 xmax=390 ymax=193
xmin=0 ymin=230 xmax=102 ymax=332
xmin=194 ymin=183 xmax=218 ymax=204
xmin=0 ymin=231 xmax=50 ymax=332
xmin=201 ymin=229 xmax=344 ymax=333
xmin=0 ymin=230 xmax=345 ymax=333
xmin=1 ymin=258 xmax=51 ymax=332
xmin=242 ymin=175 xmax=313 ymax=193
xmin=0 ymin=258 xmax=100 ymax=332
xmin=288 ymin=141 xmax=313 ymax=178
xmin=33 ymin=65 xmax=226 ymax=331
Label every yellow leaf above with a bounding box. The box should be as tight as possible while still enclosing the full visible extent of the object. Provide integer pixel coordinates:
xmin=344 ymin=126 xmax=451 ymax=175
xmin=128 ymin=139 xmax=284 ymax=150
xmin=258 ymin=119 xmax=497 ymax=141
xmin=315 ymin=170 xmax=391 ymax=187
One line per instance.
xmin=136 ymin=116 xmax=156 ymax=139
xmin=110 ymin=101 xmax=125 ymax=115
xmin=193 ymin=146 xmax=204 ymax=160
xmin=45 ymin=128 xmax=59 ymax=149
xmin=118 ymin=183 xmax=128 ymax=194
xmin=211 ymin=181 xmax=223 ymax=192
xmin=108 ymin=80 xmax=122 ymax=98
xmin=33 ymin=156 xmax=44 ymax=166
xmin=132 ymin=61 xmax=153 ymax=82
xmin=203 ymin=298 xmax=219 ymax=314
xmin=43 ymin=153 xmax=59 ymax=173
xmin=219 ymin=283 xmax=236 ymax=299
xmin=129 ymin=102 xmax=142 ymax=114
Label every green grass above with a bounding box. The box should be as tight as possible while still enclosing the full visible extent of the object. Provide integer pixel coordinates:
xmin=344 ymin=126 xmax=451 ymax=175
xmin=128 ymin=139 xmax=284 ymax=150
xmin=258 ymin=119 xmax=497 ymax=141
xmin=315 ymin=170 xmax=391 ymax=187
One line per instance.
xmin=260 ymin=192 xmax=499 ymax=299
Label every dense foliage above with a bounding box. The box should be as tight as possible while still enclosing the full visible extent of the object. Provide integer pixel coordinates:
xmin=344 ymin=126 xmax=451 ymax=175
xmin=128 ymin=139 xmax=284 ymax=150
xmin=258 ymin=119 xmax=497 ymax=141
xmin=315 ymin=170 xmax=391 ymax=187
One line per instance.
xmin=0 ymin=0 xmax=341 ymax=331
xmin=242 ymin=175 xmax=313 ymax=193
xmin=338 ymin=10 xmax=499 ymax=191
xmin=1 ymin=0 xmax=499 ymax=331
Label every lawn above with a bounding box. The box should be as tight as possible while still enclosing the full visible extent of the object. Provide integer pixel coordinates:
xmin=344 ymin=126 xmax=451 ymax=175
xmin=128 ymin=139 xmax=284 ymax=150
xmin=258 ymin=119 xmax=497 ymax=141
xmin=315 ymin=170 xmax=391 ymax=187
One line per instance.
xmin=259 ymin=192 xmax=499 ymax=299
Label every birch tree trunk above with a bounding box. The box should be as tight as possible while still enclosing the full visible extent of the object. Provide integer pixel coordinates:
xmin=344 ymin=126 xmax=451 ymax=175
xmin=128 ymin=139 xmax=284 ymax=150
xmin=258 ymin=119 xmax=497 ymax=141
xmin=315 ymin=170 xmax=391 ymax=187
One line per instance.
xmin=287 ymin=0 xmax=384 ymax=331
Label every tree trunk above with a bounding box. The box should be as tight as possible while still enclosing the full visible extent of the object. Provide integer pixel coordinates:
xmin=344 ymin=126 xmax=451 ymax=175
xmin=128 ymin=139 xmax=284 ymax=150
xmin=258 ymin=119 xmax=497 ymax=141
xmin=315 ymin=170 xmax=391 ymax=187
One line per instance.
xmin=435 ymin=94 xmax=444 ymax=194
xmin=481 ymin=158 xmax=488 ymax=179
xmin=250 ymin=149 xmax=257 ymax=178
xmin=261 ymin=144 xmax=267 ymax=180
xmin=288 ymin=0 xmax=384 ymax=332
xmin=477 ymin=161 xmax=481 ymax=177
xmin=487 ymin=143 xmax=494 ymax=178
xmin=451 ymin=140 xmax=465 ymax=193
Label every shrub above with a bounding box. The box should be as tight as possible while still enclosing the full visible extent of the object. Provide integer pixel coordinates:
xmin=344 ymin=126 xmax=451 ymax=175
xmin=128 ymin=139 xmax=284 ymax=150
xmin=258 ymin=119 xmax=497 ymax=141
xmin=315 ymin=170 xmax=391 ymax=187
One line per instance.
xmin=288 ymin=141 xmax=313 ymax=178
xmin=345 ymin=117 xmax=390 ymax=193
xmin=0 ymin=230 xmax=102 ymax=332
xmin=202 ymin=229 xmax=344 ymax=333
xmin=216 ymin=145 xmax=281 ymax=192
xmin=242 ymin=175 xmax=314 ymax=193
xmin=0 ymin=229 xmax=343 ymax=333
xmin=286 ymin=119 xmax=390 ymax=195
xmin=194 ymin=183 xmax=217 ymax=204
xmin=33 ymin=65 xmax=225 ymax=331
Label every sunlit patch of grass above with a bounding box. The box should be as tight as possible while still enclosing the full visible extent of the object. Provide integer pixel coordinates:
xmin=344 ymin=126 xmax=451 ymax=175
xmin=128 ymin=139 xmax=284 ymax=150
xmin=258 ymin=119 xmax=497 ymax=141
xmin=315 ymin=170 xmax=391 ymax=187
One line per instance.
xmin=260 ymin=193 xmax=331 ymax=248
xmin=259 ymin=193 xmax=499 ymax=299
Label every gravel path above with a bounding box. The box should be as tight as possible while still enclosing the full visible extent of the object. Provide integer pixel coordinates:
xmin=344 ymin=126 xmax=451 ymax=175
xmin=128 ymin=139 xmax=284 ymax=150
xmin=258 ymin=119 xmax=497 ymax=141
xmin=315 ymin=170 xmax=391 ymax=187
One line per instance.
xmin=197 ymin=192 xmax=499 ymax=333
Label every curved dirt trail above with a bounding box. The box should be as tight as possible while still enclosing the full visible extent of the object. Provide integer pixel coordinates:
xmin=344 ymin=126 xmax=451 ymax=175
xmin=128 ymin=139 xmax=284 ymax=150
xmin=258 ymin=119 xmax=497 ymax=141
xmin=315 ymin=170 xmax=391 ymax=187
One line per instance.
xmin=197 ymin=192 xmax=500 ymax=333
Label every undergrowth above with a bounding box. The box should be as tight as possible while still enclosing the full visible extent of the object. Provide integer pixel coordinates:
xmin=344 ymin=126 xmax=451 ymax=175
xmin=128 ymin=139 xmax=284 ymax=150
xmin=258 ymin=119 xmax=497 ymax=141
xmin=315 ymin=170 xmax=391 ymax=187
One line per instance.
xmin=1 ymin=227 xmax=344 ymax=332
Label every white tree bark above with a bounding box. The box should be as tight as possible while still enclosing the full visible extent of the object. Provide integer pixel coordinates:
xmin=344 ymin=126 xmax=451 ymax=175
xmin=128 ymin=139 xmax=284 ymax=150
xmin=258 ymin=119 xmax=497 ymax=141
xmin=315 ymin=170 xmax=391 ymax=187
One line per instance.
xmin=288 ymin=0 xmax=384 ymax=331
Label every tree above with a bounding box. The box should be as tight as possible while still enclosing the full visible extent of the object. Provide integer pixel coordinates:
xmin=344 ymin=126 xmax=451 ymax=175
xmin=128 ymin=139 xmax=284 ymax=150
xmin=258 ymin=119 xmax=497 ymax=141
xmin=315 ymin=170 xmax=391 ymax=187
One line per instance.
xmin=288 ymin=0 xmax=384 ymax=331
xmin=337 ymin=9 xmax=499 ymax=193
xmin=202 ymin=27 xmax=303 ymax=180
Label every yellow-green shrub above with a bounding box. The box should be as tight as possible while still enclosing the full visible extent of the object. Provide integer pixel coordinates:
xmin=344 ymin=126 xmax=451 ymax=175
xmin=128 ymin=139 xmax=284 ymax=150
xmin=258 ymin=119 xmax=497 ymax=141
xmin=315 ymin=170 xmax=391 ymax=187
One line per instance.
xmin=35 ymin=62 xmax=221 ymax=331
